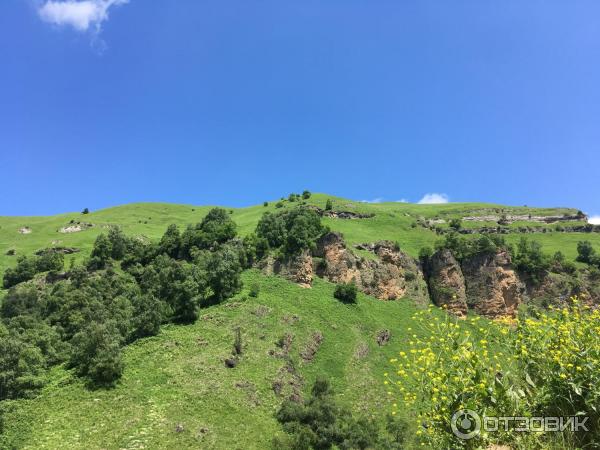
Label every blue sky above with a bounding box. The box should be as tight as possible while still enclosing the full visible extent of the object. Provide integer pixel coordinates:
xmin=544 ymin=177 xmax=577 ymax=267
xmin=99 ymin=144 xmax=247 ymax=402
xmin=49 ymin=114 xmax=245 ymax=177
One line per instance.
xmin=1 ymin=1 xmax=599 ymax=219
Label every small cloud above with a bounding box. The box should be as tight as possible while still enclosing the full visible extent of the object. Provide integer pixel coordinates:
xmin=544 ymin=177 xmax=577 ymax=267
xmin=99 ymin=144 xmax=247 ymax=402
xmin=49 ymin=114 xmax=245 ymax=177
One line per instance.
xmin=360 ymin=198 xmax=384 ymax=204
xmin=418 ymin=193 xmax=449 ymax=204
xmin=395 ymin=199 xmax=409 ymax=203
xmin=588 ymin=215 xmax=600 ymax=225
xmin=38 ymin=0 xmax=128 ymax=32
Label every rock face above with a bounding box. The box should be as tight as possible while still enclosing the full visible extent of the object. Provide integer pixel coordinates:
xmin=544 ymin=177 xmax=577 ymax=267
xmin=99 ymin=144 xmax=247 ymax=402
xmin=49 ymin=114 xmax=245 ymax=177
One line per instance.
xmin=427 ymin=249 xmax=468 ymax=316
xmin=314 ymin=233 xmax=429 ymax=304
xmin=461 ymin=250 xmax=525 ymax=318
xmin=259 ymin=250 xmax=313 ymax=288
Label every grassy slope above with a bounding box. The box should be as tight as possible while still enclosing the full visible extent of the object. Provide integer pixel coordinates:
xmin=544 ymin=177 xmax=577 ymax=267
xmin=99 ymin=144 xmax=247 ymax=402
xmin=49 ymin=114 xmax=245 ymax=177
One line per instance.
xmin=1 ymin=194 xmax=596 ymax=274
xmin=1 ymin=194 xmax=598 ymax=449
xmin=2 ymin=271 xmax=451 ymax=449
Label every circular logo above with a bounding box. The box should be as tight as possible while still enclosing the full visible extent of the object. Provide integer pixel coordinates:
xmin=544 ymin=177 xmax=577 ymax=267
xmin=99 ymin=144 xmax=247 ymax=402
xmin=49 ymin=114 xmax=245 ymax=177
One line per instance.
xmin=451 ymin=409 xmax=481 ymax=440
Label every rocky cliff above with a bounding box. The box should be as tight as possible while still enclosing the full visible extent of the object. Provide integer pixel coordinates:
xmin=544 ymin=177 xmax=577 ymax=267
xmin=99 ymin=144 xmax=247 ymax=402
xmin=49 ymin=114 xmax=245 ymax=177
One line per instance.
xmin=259 ymin=232 xmax=429 ymax=305
xmin=259 ymin=232 xmax=595 ymax=319
xmin=314 ymin=233 xmax=429 ymax=304
xmin=426 ymin=249 xmax=468 ymax=316
xmin=461 ymin=250 xmax=525 ymax=318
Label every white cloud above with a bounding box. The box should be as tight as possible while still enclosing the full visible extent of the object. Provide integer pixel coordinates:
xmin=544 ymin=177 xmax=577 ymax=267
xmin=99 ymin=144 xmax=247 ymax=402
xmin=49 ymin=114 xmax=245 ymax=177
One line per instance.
xmin=38 ymin=0 xmax=128 ymax=32
xmin=417 ymin=193 xmax=449 ymax=204
xmin=589 ymin=215 xmax=600 ymax=225
xmin=360 ymin=198 xmax=384 ymax=204
xmin=395 ymin=199 xmax=409 ymax=203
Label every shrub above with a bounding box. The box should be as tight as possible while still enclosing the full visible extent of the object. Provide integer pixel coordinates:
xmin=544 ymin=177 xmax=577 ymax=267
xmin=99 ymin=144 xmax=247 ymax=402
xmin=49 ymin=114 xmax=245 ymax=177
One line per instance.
xmin=334 ymin=282 xmax=357 ymax=304
xmin=248 ymin=283 xmax=260 ymax=298
xmin=302 ymin=190 xmax=311 ymax=199
xmin=387 ymin=300 xmax=600 ymax=448
xmin=82 ymin=208 xmax=89 ymax=214
xmin=449 ymin=218 xmax=462 ymax=230
xmin=263 ymin=201 xmax=268 ymax=207
xmin=275 ymin=377 xmax=380 ymax=449
xmin=325 ymin=199 xmax=333 ymax=211
xmin=275 ymin=201 xmax=284 ymax=208
xmin=576 ymin=241 xmax=596 ymax=264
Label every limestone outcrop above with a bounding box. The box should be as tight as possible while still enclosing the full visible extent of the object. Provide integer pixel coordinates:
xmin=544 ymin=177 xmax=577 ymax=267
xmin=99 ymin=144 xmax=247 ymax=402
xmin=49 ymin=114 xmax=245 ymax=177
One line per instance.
xmin=426 ymin=249 xmax=468 ymax=316
xmin=461 ymin=250 xmax=525 ymax=318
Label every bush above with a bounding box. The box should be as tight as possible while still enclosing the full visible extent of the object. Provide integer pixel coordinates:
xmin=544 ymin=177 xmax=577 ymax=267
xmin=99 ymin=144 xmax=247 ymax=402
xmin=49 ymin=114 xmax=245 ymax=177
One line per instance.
xmin=387 ymin=300 xmax=600 ymax=448
xmin=334 ymin=282 xmax=357 ymax=304
xmin=325 ymin=199 xmax=333 ymax=211
xmin=302 ymin=190 xmax=311 ymax=199
xmin=248 ymin=283 xmax=260 ymax=298
xmin=263 ymin=201 xmax=268 ymax=207
xmin=576 ymin=241 xmax=596 ymax=264
xmin=275 ymin=378 xmax=380 ymax=449
xmin=449 ymin=218 xmax=462 ymax=230
xmin=82 ymin=208 xmax=89 ymax=214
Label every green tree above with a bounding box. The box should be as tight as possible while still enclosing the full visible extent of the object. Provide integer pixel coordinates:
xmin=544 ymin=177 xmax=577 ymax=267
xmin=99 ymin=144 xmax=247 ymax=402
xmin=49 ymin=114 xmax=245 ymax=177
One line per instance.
xmin=576 ymin=241 xmax=596 ymax=264
xmin=70 ymin=321 xmax=124 ymax=387
xmin=158 ymin=224 xmax=181 ymax=258
xmin=325 ymin=199 xmax=333 ymax=211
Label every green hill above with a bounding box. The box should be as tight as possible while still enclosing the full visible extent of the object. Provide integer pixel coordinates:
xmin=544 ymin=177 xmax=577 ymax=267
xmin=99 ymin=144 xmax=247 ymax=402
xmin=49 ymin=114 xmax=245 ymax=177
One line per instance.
xmin=1 ymin=194 xmax=599 ymax=449
xmin=1 ymin=193 xmax=595 ymax=273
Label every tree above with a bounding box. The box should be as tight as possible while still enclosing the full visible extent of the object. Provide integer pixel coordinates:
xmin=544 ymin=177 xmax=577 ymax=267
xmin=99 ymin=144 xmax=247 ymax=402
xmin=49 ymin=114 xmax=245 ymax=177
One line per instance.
xmin=0 ymin=324 xmax=46 ymax=400
xmin=256 ymin=208 xmax=326 ymax=256
xmin=36 ymin=250 xmax=64 ymax=273
xmin=179 ymin=207 xmax=237 ymax=257
xmin=2 ymin=256 xmax=38 ymax=288
xmin=70 ymin=321 xmax=124 ymax=386
xmin=1 ymin=286 xmax=41 ymax=319
xmin=88 ymin=234 xmax=113 ymax=270
xmin=302 ymin=190 xmax=311 ymax=199
xmin=576 ymin=241 xmax=596 ymax=264
xmin=205 ymin=244 xmax=243 ymax=305
xmin=82 ymin=208 xmax=89 ymax=214
xmin=158 ymin=224 xmax=181 ymax=258
xmin=513 ymin=237 xmax=550 ymax=284
xmin=130 ymin=294 xmax=163 ymax=339
xmin=325 ymin=199 xmax=333 ymax=211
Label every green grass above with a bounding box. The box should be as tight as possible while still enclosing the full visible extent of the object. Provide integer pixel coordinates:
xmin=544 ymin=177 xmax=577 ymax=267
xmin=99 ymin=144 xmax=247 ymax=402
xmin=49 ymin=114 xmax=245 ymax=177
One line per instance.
xmin=1 ymin=270 xmax=442 ymax=449
xmin=1 ymin=194 xmax=596 ymax=449
xmin=2 ymin=194 xmax=597 ymax=275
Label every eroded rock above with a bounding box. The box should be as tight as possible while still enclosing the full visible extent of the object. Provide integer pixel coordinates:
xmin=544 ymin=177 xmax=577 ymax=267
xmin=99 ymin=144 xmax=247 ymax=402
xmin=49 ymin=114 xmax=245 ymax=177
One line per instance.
xmin=427 ymin=249 xmax=468 ymax=317
xmin=462 ymin=250 xmax=525 ymax=318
